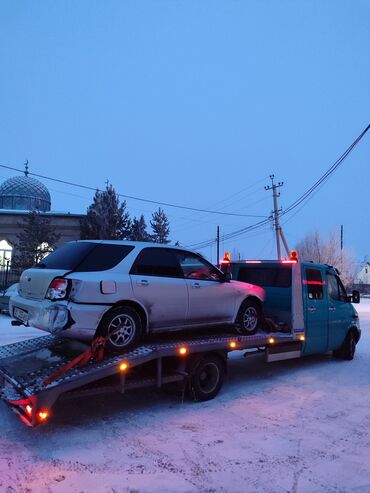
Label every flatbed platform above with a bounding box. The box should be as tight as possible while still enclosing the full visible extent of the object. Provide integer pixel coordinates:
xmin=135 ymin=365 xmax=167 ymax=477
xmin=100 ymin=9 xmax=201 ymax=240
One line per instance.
xmin=0 ymin=330 xmax=299 ymax=426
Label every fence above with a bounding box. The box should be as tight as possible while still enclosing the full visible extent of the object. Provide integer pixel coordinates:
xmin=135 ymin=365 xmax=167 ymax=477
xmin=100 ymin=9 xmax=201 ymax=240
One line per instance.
xmin=0 ymin=262 xmax=23 ymax=293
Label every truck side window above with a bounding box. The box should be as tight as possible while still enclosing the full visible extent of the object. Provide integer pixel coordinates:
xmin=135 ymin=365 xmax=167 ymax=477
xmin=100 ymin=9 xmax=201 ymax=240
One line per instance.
xmin=305 ymin=268 xmax=324 ymax=300
xmin=327 ymin=273 xmax=339 ymax=300
xmin=337 ymin=276 xmax=348 ymax=301
xmin=327 ymin=273 xmax=348 ymax=302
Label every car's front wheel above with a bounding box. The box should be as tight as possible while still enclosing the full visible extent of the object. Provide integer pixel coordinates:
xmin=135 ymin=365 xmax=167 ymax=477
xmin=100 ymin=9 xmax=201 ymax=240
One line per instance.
xmin=97 ymin=306 xmax=142 ymax=352
xmin=235 ymin=299 xmax=262 ymax=335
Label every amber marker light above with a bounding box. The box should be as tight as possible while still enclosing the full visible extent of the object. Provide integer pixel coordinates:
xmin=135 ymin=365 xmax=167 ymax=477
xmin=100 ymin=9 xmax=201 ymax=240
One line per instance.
xmin=119 ymin=362 xmax=128 ymax=372
xmin=178 ymin=346 xmax=188 ymax=356
xmin=38 ymin=410 xmax=49 ymax=421
xmin=299 ymin=335 xmax=305 ymax=341
xmin=229 ymin=341 xmax=237 ymax=349
xmin=268 ymin=337 xmax=275 ymax=344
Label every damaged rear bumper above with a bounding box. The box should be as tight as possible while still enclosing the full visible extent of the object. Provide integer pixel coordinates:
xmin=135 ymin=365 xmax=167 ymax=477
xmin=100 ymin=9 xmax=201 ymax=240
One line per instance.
xmin=9 ymin=294 xmax=108 ymax=340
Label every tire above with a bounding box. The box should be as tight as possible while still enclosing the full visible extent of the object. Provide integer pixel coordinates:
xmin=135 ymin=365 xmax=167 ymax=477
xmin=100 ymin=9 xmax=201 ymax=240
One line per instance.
xmin=188 ymin=354 xmax=225 ymax=402
xmin=333 ymin=331 xmax=357 ymax=361
xmin=97 ymin=306 xmax=142 ymax=352
xmin=235 ymin=299 xmax=262 ymax=335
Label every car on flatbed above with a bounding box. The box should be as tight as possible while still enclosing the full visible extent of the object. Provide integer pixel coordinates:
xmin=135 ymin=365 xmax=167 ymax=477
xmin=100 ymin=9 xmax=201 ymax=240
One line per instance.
xmin=9 ymin=241 xmax=265 ymax=350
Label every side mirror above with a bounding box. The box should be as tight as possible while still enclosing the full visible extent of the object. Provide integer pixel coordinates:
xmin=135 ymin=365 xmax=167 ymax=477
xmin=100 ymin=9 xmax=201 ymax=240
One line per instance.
xmin=222 ymin=272 xmax=232 ymax=283
xmin=352 ymin=290 xmax=360 ymax=304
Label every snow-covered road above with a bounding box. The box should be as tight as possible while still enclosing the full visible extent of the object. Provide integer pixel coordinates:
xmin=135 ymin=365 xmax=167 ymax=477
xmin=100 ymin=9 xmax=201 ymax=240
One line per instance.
xmin=1 ymin=303 xmax=370 ymax=493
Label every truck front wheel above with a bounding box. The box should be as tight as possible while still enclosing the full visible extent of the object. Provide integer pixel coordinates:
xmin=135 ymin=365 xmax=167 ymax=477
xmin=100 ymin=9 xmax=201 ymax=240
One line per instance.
xmin=333 ymin=331 xmax=357 ymax=360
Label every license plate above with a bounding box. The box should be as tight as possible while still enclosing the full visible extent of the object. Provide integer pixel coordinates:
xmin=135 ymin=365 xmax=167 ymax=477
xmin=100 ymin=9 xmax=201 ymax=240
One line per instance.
xmin=14 ymin=307 xmax=29 ymax=324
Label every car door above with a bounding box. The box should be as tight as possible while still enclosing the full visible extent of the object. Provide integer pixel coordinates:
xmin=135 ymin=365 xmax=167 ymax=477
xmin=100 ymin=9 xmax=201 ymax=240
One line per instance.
xmin=326 ymin=272 xmax=351 ymax=350
xmin=176 ymin=251 xmax=236 ymax=325
xmin=302 ymin=267 xmax=328 ymax=355
xmin=130 ymin=247 xmax=188 ymax=330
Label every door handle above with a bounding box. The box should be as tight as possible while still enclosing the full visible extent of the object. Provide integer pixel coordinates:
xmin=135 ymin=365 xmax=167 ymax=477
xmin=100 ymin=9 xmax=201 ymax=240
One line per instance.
xmin=329 ymin=306 xmax=336 ymax=312
xmin=137 ymin=279 xmax=149 ymax=286
xmin=308 ymin=306 xmax=316 ymax=313
xmin=191 ymin=282 xmax=200 ymax=289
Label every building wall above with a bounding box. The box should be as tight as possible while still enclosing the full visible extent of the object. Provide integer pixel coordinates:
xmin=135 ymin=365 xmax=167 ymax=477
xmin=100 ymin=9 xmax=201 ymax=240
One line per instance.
xmin=355 ymin=264 xmax=370 ymax=285
xmin=0 ymin=211 xmax=84 ymax=260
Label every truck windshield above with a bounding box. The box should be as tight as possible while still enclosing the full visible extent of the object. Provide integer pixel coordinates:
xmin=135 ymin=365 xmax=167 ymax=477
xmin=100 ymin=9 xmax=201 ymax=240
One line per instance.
xmin=36 ymin=242 xmax=134 ymax=272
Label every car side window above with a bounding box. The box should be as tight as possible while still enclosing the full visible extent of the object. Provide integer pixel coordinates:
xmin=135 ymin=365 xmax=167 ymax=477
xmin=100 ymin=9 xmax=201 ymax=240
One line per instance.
xmin=176 ymin=252 xmax=222 ymax=281
xmin=305 ymin=268 xmax=324 ymax=300
xmin=130 ymin=248 xmax=182 ymax=278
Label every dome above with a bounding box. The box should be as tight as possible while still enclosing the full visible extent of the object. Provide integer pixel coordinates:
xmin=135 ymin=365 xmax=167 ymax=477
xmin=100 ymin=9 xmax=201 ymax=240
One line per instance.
xmin=0 ymin=175 xmax=51 ymax=212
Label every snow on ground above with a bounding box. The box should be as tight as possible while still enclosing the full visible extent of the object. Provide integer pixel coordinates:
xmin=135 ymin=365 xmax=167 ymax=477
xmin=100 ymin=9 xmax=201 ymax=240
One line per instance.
xmin=1 ymin=303 xmax=370 ymax=493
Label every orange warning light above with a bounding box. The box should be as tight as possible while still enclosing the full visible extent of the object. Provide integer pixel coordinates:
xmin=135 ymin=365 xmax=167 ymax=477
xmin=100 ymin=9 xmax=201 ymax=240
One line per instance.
xmin=119 ymin=362 xmax=128 ymax=372
xmin=299 ymin=335 xmax=305 ymax=341
xmin=178 ymin=346 xmax=188 ymax=356
xmin=38 ymin=410 xmax=49 ymax=421
xmin=229 ymin=341 xmax=237 ymax=349
xmin=290 ymin=250 xmax=298 ymax=262
xmin=268 ymin=337 xmax=275 ymax=344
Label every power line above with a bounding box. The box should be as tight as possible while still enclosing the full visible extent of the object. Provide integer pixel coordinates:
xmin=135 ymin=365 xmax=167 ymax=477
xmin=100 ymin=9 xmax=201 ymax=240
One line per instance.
xmin=188 ymin=123 xmax=370 ymax=250
xmin=0 ymin=163 xmax=266 ymax=218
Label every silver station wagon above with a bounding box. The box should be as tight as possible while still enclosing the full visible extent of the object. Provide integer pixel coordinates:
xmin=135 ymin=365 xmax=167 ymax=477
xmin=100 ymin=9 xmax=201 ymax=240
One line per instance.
xmin=10 ymin=241 xmax=265 ymax=350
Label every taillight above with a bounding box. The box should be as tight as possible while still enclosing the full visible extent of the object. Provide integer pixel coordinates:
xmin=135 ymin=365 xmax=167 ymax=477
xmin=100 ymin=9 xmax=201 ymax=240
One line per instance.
xmin=46 ymin=278 xmax=69 ymax=301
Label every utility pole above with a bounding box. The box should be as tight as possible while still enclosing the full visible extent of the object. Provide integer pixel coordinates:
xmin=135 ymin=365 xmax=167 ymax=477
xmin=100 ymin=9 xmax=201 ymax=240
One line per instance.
xmin=216 ymin=225 xmax=220 ymax=266
xmin=340 ymin=224 xmax=343 ymax=269
xmin=265 ymin=175 xmax=284 ymax=260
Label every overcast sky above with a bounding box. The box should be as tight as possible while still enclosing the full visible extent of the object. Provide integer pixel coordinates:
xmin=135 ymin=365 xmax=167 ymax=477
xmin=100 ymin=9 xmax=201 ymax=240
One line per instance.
xmin=0 ymin=1 xmax=369 ymax=264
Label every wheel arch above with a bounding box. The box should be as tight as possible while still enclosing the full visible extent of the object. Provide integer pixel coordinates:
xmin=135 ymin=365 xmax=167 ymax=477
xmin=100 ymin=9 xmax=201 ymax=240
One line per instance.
xmin=100 ymin=300 xmax=149 ymax=333
xmin=347 ymin=325 xmax=360 ymax=343
xmin=235 ymin=295 xmax=263 ymax=322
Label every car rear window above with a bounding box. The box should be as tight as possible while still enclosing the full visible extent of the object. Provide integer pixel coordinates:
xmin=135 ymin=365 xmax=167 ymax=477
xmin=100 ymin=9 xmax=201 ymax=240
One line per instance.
xmin=237 ymin=266 xmax=292 ymax=288
xmin=36 ymin=242 xmax=134 ymax=272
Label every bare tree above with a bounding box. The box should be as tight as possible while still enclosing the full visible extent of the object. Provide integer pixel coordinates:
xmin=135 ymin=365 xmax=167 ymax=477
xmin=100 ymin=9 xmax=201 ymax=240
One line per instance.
xmin=296 ymin=231 xmax=356 ymax=287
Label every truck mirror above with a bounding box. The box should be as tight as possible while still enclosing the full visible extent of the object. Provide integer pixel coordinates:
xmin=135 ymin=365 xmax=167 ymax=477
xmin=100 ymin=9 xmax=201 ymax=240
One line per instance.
xmin=352 ymin=290 xmax=360 ymax=304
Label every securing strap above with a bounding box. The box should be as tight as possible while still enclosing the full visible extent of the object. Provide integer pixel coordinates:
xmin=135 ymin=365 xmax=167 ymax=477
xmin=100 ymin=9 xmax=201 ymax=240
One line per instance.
xmin=43 ymin=336 xmax=106 ymax=387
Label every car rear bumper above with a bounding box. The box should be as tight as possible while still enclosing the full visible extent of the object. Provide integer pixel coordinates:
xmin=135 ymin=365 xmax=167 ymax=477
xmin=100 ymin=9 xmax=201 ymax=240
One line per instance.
xmin=9 ymin=294 xmax=108 ymax=340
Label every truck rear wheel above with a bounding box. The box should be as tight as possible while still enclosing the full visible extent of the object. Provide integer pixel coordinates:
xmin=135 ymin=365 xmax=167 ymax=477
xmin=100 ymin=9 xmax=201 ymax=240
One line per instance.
xmin=188 ymin=354 xmax=225 ymax=402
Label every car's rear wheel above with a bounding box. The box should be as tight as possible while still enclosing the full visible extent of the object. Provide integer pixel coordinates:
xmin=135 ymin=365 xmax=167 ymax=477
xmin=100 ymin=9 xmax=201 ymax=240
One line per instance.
xmin=235 ymin=299 xmax=262 ymax=335
xmin=97 ymin=306 xmax=141 ymax=352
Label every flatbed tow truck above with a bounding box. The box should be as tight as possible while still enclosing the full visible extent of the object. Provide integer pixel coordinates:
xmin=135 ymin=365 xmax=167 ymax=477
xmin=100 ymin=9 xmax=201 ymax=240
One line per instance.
xmin=0 ymin=257 xmax=360 ymax=427
xmin=0 ymin=329 xmax=299 ymax=427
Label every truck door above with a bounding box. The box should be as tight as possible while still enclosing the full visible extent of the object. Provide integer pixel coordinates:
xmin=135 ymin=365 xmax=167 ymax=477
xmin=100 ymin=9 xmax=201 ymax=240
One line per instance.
xmin=302 ymin=267 xmax=328 ymax=354
xmin=326 ymin=272 xmax=351 ymax=350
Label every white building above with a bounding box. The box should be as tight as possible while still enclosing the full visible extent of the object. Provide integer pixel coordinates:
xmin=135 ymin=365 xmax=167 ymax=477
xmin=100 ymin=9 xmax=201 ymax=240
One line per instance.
xmin=355 ymin=263 xmax=370 ymax=285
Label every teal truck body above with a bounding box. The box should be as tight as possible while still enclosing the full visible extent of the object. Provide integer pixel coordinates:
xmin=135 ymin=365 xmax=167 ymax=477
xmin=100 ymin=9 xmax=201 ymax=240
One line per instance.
xmin=224 ymin=259 xmax=361 ymax=359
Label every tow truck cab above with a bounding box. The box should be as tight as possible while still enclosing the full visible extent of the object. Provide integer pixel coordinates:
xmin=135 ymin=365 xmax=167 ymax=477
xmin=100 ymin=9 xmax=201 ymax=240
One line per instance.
xmin=221 ymin=256 xmax=361 ymax=356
